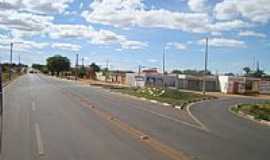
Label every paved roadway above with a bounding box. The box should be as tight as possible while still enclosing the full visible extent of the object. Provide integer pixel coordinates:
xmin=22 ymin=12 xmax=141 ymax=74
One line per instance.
xmin=1 ymin=74 xmax=270 ymax=160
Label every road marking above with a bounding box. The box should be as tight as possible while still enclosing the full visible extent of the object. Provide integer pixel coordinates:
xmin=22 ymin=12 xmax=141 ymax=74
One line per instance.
xmin=149 ymin=100 xmax=158 ymax=104
xmin=34 ymin=123 xmax=45 ymax=156
xmin=32 ymin=101 xmax=36 ymax=111
xmin=63 ymin=91 xmax=191 ymax=160
xmin=186 ymin=102 xmax=209 ymax=132
xmin=133 ymin=105 xmax=206 ymax=131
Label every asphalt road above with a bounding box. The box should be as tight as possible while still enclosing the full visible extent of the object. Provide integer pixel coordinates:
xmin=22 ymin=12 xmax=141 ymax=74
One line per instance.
xmin=1 ymin=74 xmax=270 ymax=160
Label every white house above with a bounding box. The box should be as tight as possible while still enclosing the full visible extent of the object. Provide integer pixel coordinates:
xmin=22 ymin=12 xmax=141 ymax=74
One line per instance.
xmin=218 ymin=76 xmax=260 ymax=94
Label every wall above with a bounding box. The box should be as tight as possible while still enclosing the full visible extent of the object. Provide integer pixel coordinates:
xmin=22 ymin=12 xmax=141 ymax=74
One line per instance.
xmin=259 ymin=81 xmax=270 ymax=94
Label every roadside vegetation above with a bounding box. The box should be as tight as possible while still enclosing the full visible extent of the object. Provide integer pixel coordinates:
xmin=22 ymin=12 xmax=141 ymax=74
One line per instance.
xmin=1 ymin=63 xmax=27 ymax=83
xmin=232 ymin=103 xmax=270 ymax=121
xmin=111 ymin=87 xmax=215 ymax=107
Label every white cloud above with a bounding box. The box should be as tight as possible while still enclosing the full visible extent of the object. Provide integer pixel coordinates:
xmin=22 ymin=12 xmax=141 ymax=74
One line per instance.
xmin=148 ymin=59 xmax=158 ymax=63
xmin=120 ymin=40 xmax=148 ymax=50
xmin=0 ymin=37 xmax=49 ymax=51
xmin=0 ymin=10 xmax=54 ymax=39
xmin=198 ymin=38 xmax=246 ymax=48
xmin=82 ymin=0 xmax=254 ymax=33
xmin=0 ymin=10 xmax=53 ymax=31
xmin=239 ymin=31 xmax=266 ymax=38
xmin=49 ymin=24 xmax=147 ymax=50
xmin=166 ymin=42 xmax=187 ymax=50
xmin=0 ymin=0 xmax=73 ymax=14
xmin=187 ymin=0 xmax=208 ymax=12
xmin=214 ymin=0 xmax=270 ymax=23
xmin=209 ymin=20 xmax=251 ymax=32
xmin=82 ymin=0 xmax=210 ymax=33
xmin=52 ymin=43 xmax=81 ymax=51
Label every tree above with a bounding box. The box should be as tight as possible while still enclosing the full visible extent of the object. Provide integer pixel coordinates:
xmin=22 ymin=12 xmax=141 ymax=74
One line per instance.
xmin=78 ymin=67 xmax=86 ymax=78
xmin=243 ymin=67 xmax=251 ymax=75
xmin=46 ymin=55 xmax=70 ymax=76
xmin=224 ymin=72 xmax=235 ymax=76
xmin=183 ymin=69 xmax=212 ymax=76
xmin=89 ymin=63 xmax=101 ymax=72
xmin=252 ymin=69 xmax=265 ymax=78
xmin=171 ymin=70 xmax=183 ymax=74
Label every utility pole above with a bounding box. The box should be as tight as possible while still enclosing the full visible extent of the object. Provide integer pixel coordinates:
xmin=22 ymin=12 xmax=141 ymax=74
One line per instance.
xmin=256 ymin=61 xmax=260 ymax=71
xmin=75 ymin=54 xmax=79 ymax=80
xmin=81 ymin=57 xmax=84 ymax=67
xmin=202 ymin=37 xmax=208 ymax=95
xmin=162 ymin=47 xmax=166 ymax=88
xmin=0 ymin=63 xmax=2 ymax=153
xmin=105 ymin=59 xmax=109 ymax=82
xmin=9 ymin=42 xmax=13 ymax=81
xmin=18 ymin=55 xmax=21 ymax=65
xmin=138 ymin=65 xmax=146 ymax=76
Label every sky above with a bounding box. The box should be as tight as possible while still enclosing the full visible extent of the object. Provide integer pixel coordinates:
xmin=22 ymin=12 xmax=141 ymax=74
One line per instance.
xmin=0 ymin=0 xmax=270 ymax=74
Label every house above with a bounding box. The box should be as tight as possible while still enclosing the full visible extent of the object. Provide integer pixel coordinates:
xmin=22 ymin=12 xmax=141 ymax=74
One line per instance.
xmin=218 ymin=76 xmax=260 ymax=94
xmin=177 ymin=74 xmax=219 ymax=92
xmin=126 ymin=72 xmax=179 ymax=88
xmin=258 ymin=80 xmax=270 ymax=94
xmin=126 ymin=73 xmax=145 ymax=87
xmin=96 ymin=72 xmax=106 ymax=81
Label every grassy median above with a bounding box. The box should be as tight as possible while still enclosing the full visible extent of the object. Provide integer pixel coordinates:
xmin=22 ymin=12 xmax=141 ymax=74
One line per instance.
xmin=111 ymin=87 xmax=214 ymax=106
xmin=232 ymin=103 xmax=270 ymax=121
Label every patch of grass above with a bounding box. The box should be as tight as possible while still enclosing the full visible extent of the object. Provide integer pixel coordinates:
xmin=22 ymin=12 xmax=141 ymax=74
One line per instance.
xmin=111 ymin=87 xmax=214 ymax=106
xmin=234 ymin=102 xmax=270 ymax=121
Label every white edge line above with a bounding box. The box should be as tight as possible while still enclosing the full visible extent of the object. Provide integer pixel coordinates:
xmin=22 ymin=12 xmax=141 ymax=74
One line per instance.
xmin=186 ymin=102 xmax=209 ymax=132
xmin=34 ymin=123 xmax=45 ymax=156
xmin=32 ymin=101 xmax=36 ymax=111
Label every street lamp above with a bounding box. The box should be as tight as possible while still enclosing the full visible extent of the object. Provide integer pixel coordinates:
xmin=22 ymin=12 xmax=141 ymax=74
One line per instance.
xmin=162 ymin=46 xmax=168 ymax=88
xmin=202 ymin=37 xmax=209 ymax=95
xmin=8 ymin=41 xmax=23 ymax=80
xmin=9 ymin=42 xmax=13 ymax=81
xmin=75 ymin=53 xmax=79 ymax=80
xmin=138 ymin=65 xmax=146 ymax=76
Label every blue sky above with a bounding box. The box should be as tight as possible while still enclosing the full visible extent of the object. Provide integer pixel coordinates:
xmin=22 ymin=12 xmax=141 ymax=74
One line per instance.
xmin=0 ymin=0 xmax=269 ymax=74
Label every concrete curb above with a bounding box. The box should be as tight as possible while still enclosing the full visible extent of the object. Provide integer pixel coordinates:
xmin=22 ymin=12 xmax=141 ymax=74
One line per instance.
xmin=229 ymin=105 xmax=270 ymax=127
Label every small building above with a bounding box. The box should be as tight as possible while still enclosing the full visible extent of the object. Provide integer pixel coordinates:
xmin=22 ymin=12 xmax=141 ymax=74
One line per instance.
xmin=96 ymin=72 xmax=106 ymax=81
xmin=177 ymin=74 xmax=219 ymax=92
xmin=218 ymin=76 xmax=260 ymax=94
xmin=126 ymin=73 xmax=146 ymax=87
xmin=105 ymin=70 xmax=133 ymax=85
xmin=259 ymin=80 xmax=270 ymax=94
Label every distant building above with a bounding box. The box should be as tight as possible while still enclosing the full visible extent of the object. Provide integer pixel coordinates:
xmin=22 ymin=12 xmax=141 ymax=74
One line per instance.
xmin=125 ymin=72 xmax=270 ymax=95
xmin=218 ymin=76 xmax=260 ymax=94
xmin=177 ymin=74 xmax=219 ymax=92
xmin=259 ymin=80 xmax=270 ymax=94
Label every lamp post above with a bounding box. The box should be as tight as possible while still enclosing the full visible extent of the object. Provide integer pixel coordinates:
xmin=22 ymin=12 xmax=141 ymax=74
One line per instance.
xmin=202 ymin=37 xmax=208 ymax=95
xmin=9 ymin=42 xmax=13 ymax=81
xmin=162 ymin=46 xmax=167 ymax=88
xmin=75 ymin=54 xmax=79 ymax=80
xmin=138 ymin=65 xmax=146 ymax=76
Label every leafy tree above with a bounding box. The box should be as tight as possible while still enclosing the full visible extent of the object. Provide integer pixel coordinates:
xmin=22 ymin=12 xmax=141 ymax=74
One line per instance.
xmin=183 ymin=69 xmax=212 ymax=76
xmin=89 ymin=63 xmax=101 ymax=72
xmin=252 ymin=69 xmax=265 ymax=78
xmin=171 ymin=70 xmax=183 ymax=74
xmin=78 ymin=67 xmax=86 ymax=78
xmin=224 ymin=72 xmax=235 ymax=76
xmin=243 ymin=67 xmax=251 ymax=75
xmin=32 ymin=64 xmax=46 ymax=71
xmin=46 ymin=55 xmax=70 ymax=76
